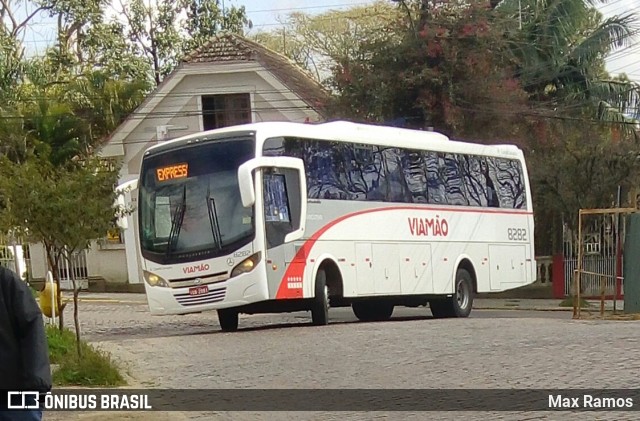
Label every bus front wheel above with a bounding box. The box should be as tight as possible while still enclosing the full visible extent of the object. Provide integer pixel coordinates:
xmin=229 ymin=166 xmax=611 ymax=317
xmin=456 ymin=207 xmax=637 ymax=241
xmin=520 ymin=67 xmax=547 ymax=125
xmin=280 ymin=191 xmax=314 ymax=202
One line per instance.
xmin=430 ymin=268 xmax=474 ymax=318
xmin=217 ymin=308 xmax=239 ymax=332
xmin=311 ymin=269 xmax=329 ymax=326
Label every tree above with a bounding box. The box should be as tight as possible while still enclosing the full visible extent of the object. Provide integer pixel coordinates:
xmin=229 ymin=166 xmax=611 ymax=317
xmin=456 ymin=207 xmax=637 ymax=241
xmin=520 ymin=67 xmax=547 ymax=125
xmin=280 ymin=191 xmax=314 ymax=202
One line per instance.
xmin=496 ymin=0 xmax=640 ymax=133
xmin=0 ymin=29 xmax=22 ymax=99
xmin=1 ymin=0 xmax=53 ymax=63
xmin=527 ymin=115 xmax=640 ymax=252
xmin=249 ymin=1 xmax=402 ymax=84
xmin=180 ymin=0 xmax=250 ymax=52
xmin=118 ymin=0 xmax=249 ymax=85
xmin=61 ymin=70 xmax=150 ymax=143
xmin=0 ymin=154 xmax=126 ymax=356
xmin=328 ymin=0 xmax=530 ymax=141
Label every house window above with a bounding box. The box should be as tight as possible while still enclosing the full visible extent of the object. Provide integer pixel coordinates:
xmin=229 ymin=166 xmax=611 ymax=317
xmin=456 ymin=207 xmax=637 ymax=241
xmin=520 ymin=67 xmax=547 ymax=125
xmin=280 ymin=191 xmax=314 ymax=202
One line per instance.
xmin=201 ymin=93 xmax=251 ymax=130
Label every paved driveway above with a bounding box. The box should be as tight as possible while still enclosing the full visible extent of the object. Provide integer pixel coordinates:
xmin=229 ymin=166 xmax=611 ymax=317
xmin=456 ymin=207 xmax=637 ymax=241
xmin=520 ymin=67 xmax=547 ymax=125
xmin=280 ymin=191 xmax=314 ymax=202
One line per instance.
xmin=42 ymin=296 xmax=639 ymax=421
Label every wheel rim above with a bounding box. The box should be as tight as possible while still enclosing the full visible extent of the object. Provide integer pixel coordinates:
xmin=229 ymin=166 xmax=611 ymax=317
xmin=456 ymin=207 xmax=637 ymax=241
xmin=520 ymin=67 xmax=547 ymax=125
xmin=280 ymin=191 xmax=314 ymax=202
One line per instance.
xmin=456 ymin=280 xmax=469 ymax=309
xmin=324 ymin=285 xmax=330 ymax=310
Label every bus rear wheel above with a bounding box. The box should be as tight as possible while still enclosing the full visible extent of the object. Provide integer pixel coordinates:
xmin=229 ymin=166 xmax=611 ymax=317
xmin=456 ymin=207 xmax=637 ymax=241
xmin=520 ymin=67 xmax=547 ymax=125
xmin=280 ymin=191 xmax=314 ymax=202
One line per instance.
xmin=430 ymin=268 xmax=474 ymax=318
xmin=217 ymin=308 xmax=239 ymax=332
xmin=352 ymin=301 xmax=394 ymax=322
xmin=311 ymin=269 xmax=329 ymax=325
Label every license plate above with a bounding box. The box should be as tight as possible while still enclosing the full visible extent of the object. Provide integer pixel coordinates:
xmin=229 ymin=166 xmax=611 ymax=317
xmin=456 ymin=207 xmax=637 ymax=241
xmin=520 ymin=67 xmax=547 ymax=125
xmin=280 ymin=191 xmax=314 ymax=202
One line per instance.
xmin=189 ymin=286 xmax=209 ymax=296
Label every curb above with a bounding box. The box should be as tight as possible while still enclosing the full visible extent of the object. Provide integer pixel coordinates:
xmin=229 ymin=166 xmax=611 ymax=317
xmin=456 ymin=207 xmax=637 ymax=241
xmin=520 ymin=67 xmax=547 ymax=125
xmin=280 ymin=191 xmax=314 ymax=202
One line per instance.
xmin=68 ymin=299 xmax=148 ymax=304
xmin=475 ymin=306 xmax=571 ymax=311
xmin=474 ymin=306 xmax=594 ymax=312
xmin=475 ymin=306 xmax=623 ymax=312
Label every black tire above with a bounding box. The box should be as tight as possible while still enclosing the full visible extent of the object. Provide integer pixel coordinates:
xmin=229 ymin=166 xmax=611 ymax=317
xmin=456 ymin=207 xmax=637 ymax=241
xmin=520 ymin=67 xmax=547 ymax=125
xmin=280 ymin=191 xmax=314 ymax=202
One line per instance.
xmin=352 ymin=300 xmax=394 ymax=322
xmin=311 ymin=269 xmax=329 ymax=325
xmin=429 ymin=299 xmax=454 ymax=318
xmin=217 ymin=308 xmax=239 ymax=332
xmin=430 ymin=268 xmax=474 ymax=318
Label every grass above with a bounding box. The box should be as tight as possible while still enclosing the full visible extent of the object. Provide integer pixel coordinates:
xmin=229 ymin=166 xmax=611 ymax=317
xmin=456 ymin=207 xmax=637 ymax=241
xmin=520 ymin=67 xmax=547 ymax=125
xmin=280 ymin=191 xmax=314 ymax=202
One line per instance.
xmin=559 ymin=297 xmax=592 ymax=308
xmin=46 ymin=325 xmax=126 ymax=387
xmin=46 ymin=325 xmax=76 ymax=364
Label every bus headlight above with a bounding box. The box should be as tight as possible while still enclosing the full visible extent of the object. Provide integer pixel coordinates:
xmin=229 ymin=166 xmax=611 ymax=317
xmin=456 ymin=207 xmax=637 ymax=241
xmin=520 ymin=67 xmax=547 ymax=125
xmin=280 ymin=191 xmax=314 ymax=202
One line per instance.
xmin=143 ymin=270 xmax=169 ymax=287
xmin=230 ymin=252 xmax=262 ymax=278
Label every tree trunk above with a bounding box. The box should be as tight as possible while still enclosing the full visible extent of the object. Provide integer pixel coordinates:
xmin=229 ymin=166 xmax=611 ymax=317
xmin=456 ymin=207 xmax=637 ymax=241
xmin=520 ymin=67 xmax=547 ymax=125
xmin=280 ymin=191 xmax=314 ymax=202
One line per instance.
xmin=69 ymin=253 xmax=82 ymax=358
xmin=45 ymin=243 xmax=64 ymax=330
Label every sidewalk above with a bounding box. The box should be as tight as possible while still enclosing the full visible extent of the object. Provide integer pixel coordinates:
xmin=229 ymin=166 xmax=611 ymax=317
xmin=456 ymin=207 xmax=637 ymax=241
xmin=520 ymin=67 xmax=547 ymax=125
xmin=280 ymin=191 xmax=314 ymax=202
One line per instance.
xmin=61 ymin=292 xmax=148 ymax=304
xmin=45 ymin=411 xmax=194 ymax=421
xmin=474 ymin=298 xmax=625 ymax=312
xmin=61 ymin=292 xmax=626 ymax=312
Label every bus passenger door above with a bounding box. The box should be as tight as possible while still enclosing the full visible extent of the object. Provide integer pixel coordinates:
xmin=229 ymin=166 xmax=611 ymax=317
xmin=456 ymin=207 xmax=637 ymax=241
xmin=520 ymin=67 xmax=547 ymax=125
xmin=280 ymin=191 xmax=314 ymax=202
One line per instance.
xmin=238 ymin=157 xmax=307 ymax=299
xmin=261 ymin=167 xmax=306 ymax=298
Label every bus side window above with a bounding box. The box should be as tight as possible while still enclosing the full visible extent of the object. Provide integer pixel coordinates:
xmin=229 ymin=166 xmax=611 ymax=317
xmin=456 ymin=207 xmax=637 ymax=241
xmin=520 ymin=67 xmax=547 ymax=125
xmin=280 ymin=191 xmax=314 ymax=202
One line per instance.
xmin=486 ymin=157 xmax=527 ymax=209
xmin=424 ymin=151 xmax=445 ymax=205
xmin=441 ymin=153 xmax=468 ymax=206
xmin=461 ymin=155 xmax=488 ymax=207
xmin=263 ymin=168 xmax=302 ymax=249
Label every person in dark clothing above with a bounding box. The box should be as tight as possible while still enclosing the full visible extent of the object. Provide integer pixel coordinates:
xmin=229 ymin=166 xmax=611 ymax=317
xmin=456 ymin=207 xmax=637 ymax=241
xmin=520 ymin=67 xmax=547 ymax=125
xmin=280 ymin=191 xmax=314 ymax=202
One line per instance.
xmin=0 ymin=266 xmax=51 ymax=421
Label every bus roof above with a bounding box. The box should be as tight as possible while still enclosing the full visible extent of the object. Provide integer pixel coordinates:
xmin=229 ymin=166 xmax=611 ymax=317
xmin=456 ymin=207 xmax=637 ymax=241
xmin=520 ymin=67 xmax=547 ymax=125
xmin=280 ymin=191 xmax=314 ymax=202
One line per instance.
xmin=144 ymin=121 xmax=524 ymax=159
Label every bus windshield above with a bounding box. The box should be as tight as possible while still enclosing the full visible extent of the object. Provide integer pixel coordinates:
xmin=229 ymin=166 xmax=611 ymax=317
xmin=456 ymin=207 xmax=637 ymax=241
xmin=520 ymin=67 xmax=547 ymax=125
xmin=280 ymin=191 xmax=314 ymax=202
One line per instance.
xmin=138 ymin=137 xmax=255 ymax=264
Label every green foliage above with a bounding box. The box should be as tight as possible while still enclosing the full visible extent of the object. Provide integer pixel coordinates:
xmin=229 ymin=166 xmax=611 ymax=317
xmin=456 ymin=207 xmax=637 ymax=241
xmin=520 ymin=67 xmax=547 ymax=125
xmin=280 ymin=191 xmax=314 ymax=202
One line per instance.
xmin=249 ymin=1 xmax=401 ymax=84
xmin=328 ymin=0 xmax=531 ymax=140
xmin=0 ymin=154 xmax=122 ymax=251
xmin=496 ymin=0 xmax=640 ymax=132
xmin=62 ymin=70 xmax=151 ymax=141
xmin=527 ymin=117 xmax=640 ymax=228
xmin=0 ymin=30 xmax=23 ymax=99
xmin=181 ymin=0 xmax=250 ymax=52
xmin=47 ymin=326 xmax=125 ymax=386
xmin=21 ymin=98 xmax=92 ymax=167
xmin=46 ymin=325 xmax=77 ymax=364
xmin=119 ymin=0 xmax=249 ymax=85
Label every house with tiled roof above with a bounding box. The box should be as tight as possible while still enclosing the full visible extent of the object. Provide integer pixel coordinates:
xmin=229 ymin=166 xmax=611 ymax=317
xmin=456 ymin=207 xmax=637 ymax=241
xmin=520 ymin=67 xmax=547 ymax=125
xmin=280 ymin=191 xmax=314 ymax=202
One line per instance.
xmin=28 ymin=33 xmax=330 ymax=290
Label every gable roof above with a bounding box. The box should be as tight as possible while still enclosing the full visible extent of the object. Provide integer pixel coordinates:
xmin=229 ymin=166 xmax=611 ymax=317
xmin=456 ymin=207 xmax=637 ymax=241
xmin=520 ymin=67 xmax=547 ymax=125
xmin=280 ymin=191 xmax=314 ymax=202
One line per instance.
xmin=101 ymin=33 xmax=330 ymax=156
xmin=182 ymin=32 xmax=330 ymax=115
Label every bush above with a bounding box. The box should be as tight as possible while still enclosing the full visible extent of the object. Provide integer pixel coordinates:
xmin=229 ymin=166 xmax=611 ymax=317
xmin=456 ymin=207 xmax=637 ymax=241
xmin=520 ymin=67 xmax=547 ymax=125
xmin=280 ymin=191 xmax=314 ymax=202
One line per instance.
xmin=46 ymin=326 xmax=126 ymax=387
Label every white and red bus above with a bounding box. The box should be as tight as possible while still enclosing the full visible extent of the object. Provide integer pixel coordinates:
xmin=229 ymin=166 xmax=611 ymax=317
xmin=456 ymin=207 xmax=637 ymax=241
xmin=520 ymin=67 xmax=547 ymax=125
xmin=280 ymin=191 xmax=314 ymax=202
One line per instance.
xmin=117 ymin=121 xmax=536 ymax=331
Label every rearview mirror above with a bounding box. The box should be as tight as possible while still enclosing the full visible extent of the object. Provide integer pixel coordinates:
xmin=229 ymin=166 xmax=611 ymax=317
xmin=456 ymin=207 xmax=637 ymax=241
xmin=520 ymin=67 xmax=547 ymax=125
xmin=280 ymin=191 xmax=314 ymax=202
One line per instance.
xmin=238 ymin=157 xmax=305 ymax=207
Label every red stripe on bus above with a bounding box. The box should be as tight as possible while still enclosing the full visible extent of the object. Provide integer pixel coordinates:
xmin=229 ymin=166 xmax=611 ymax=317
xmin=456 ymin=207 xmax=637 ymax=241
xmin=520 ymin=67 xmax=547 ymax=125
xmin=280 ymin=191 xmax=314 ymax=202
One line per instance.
xmin=275 ymin=205 xmax=532 ymax=299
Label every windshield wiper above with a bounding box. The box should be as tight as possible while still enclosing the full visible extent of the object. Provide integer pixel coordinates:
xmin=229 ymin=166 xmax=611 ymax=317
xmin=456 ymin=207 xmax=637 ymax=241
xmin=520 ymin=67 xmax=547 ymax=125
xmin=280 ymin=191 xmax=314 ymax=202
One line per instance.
xmin=206 ymin=184 xmax=223 ymax=251
xmin=166 ymin=185 xmax=187 ymax=255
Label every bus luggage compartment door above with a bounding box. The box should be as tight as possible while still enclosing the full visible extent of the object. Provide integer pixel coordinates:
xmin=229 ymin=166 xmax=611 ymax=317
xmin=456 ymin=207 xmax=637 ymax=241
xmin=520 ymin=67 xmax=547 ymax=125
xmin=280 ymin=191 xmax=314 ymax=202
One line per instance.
xmin=372 ymin=243 xmax=401 ymax=294
xmin=488 ymin=244 xmax=527 ymax=290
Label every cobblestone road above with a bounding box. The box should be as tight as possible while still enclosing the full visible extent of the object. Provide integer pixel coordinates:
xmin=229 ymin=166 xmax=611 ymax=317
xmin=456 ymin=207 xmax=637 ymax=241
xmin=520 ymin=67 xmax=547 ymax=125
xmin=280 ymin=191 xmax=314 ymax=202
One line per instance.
xmin=43 ymin=296 xmax=640 ymax=421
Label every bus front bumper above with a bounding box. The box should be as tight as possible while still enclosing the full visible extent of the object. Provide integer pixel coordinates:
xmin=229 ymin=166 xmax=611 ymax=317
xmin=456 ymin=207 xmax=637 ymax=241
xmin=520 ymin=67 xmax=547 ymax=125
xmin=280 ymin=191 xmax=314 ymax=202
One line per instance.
xmin=143 ymin=269 xmax=269 ymax=316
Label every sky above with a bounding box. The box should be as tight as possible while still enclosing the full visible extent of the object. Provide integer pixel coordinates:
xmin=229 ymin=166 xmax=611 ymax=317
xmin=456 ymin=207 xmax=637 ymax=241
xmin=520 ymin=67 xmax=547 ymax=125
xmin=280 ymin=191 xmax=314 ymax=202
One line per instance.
xmin=11 ymin=0 xmax=640 ymax=82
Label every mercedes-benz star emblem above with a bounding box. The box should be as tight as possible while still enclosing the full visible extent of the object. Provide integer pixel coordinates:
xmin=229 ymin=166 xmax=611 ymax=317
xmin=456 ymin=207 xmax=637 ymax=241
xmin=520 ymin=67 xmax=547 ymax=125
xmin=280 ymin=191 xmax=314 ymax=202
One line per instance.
xmin=227 ymin=258 xmax=234 ymax=266
xmin=194 ymin=278 xmax=202 ymax=285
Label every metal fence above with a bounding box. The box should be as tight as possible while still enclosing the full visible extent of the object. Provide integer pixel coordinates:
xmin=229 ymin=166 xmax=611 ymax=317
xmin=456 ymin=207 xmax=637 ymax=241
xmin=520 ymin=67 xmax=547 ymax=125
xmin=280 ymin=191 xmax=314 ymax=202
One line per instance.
xmin=0 ymin=233 xmax=32 ymax=283
xmin=52 ymin=249 xmax=89 ymax=290
xmin=563 ymin=213 xmax=625 ymax=298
